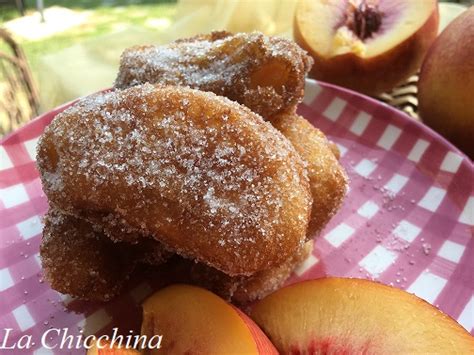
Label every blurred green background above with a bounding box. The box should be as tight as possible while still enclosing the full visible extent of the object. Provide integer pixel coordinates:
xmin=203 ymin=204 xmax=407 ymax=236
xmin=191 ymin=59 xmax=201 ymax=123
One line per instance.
xmin=1 ymin=0 xmax=177 ymax=75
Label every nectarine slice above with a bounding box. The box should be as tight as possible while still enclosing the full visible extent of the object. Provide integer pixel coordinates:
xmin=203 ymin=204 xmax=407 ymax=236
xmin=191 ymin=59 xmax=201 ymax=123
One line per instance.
xmin=87 ymin=339 xmax=140 ymax=355
xmin=251 ymin=278 xmax=474 ymax=353
xmin=141 ymin=284 xmax=277 ymax=354
xmin=294 ymin=0 xmax=439 ymax=95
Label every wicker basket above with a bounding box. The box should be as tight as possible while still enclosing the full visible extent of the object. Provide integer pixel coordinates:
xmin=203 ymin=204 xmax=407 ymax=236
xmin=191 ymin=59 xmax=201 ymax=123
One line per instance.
xmin=378 ymin=74 xmax=420 ymax=121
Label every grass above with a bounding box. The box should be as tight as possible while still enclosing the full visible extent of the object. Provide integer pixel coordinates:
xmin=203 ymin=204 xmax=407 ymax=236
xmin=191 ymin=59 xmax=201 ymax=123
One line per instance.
xmin=1 ymin=0 xmax=175 ymax=21
xmin=2 ymin=0 xmax=177 ymax=73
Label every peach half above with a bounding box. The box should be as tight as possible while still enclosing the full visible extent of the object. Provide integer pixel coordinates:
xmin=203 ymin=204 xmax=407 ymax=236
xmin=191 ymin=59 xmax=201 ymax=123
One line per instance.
xmin=141 ymin=284 xmax=277 ymax=354
xmin=251 ymin=278 xmax=474 ymax=353
xmin=294 ymin=0 xmax=439 ymax=95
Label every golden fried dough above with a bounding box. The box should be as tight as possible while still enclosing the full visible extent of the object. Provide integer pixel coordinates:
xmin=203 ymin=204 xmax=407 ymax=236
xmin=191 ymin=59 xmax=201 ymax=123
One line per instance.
xmin=171 ymin=241 xmax=313 ymax=304
xmin=114 ymin=31 xmax=313 ymax=120
xmin=37 ymin=84 xmax=312 ymax=277
xmin=72 ymin=209 xmax=145 ymax=244
xmin=231 ymin=239 xmax=313 ymax=304
xmin=272 ymin=112 xmax=348 ymax=237
xmin=40 ymin=209 xmax=135 ymax=301
xmin=133 ymin=238 xmax=173 ymax=266
xmin=41 ymin=209 xmax=313 ymax=304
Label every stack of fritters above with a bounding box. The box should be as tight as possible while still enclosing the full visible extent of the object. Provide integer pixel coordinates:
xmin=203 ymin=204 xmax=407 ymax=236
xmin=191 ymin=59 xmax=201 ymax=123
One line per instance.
xmin=38 ymin=32 xmax=348 ymax=304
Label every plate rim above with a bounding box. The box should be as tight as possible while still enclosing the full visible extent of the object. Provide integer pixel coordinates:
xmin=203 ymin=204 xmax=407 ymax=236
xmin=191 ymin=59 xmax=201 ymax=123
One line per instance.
xmin=304 ymin=79 xmax=473 ymax=166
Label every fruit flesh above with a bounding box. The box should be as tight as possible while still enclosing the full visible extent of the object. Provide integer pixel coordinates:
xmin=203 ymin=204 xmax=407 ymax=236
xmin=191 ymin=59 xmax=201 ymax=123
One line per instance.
xmin=87 ymin=340 xmax=140 ymax=355
xmin=141 ymin=284 xmax=277 ymax=354
xmin=296 ymin=0 xmax=437 ymax=58
xmin=294 ymin=0 xmax=439 ymax=95
xmin=251 ymin=278 xmax=474 ymax=353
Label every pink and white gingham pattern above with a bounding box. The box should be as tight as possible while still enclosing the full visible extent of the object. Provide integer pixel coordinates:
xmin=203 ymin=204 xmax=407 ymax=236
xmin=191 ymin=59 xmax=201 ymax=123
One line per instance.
xmin=0 ymin=80 xmax=472 ymax=354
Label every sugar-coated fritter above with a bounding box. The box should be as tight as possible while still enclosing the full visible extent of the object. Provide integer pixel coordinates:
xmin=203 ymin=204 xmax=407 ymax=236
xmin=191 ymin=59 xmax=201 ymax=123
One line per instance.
xmin=41 ymin=209 xmax=313 ymax=304
xmin=37 ymin=84 xmax=312 ymax=277
xmin=40 ymin=209 xmax=172 ymax=301
xmin=184 ymin=240 xmax=314 ymax=304
xmin=113 ymin=29 xmax=345 ymax=239
xmin=273 ymin=112 xmax=348 ymax=237
xmin=40 ymin=209 xmax=135 ymax=301
xmin=114 ymin=31 xmax=313 ymax=120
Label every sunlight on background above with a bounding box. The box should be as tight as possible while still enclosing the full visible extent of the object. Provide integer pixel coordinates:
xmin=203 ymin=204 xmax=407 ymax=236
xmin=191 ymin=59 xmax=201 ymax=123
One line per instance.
xmin=0 ymin=0 xmax=470 ymax=134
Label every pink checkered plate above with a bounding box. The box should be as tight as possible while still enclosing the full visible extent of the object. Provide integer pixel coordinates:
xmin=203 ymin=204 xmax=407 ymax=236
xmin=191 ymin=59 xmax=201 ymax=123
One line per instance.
xmin=0 ymin=79 xmax=472 ymax=354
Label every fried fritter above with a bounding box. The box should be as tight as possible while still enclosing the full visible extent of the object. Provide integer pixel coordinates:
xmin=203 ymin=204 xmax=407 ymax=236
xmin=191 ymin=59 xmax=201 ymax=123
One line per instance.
xmin=184 ymin=239 xmax=314 ymax=304
xmin=37 ymin=84 xmax=312 ymax=277
xmin=40 ymin=209 xmax=135 ymax=301
xmin=41 ymin=209 xmax=313 ymax=304
xmin=272 ymin=112 xmax=348 ymax=237
xmin=114 ymin=31 xmax=346 ymax=238
xmin=114 ymin=31 xmax=313 ymax=120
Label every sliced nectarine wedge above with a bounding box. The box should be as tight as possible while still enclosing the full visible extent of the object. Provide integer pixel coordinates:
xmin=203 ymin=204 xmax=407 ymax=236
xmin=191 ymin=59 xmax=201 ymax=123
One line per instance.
xmin=87 ymin=339 xmax=140 ymax=355
xmin=251 ymin=278 xmax=473 ymax=353
xmin=141 ymin=284 xmax=277 ymax=354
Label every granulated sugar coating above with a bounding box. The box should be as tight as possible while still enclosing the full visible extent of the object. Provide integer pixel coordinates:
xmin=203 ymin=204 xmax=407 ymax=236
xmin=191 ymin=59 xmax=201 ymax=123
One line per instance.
xmin=40 ymin=209 xmax=134 ymax=301
xmin=114 ymin=31 xmax=313 ymax=120
xmin=37 ymin=84 xmax=312 ymax=276
xmin=273 ymin=112 xmax=348 ymax=237
xmin=41 ymin=208 xmax=172 ymax=301
xmin=40 ymin=206 xmax=313 ymax=303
